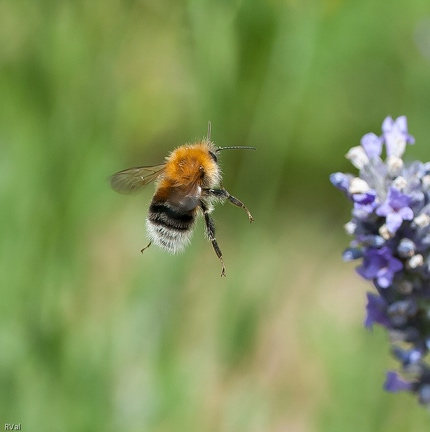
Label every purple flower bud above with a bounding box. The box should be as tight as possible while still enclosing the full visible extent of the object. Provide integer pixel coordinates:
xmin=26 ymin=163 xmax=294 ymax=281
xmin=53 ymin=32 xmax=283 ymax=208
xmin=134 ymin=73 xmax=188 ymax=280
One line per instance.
xmin=418 ymin=384 xmax=430 ymax=405
xmin=392 ymin=346 xmax=423 ymax=366
xmin=361 ymin=132 xmax=382 ymax=158
xmin=382 ymin=116 xmax=415 ymax=158
xmin=330 ymin=172 xmax=351 ymax=192
xmin=397 ymin=238 xmax=416 ymax=257
xmin=342 ymin=247 xmax=363 ymax=261
xmin=352 ymin=190 xmax=377 ymax=215
xmin=358 ymin=234 xmax=385 ymax=248
xmin=387 ymin=300 xmax=418 ymax=326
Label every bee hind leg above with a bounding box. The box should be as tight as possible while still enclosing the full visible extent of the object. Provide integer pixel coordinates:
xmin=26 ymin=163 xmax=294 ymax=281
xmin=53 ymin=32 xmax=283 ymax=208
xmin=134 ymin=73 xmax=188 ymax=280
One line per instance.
xmin=200 ymin=201 xmax=226 ymax=277
xmin=206 ymin=188 xmax=254 ymax=223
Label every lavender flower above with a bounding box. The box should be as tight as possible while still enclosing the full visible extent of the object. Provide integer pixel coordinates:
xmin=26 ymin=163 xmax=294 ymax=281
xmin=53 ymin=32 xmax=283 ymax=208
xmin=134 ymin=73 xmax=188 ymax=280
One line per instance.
xmin=364 ymin=292 xmax=391 ymax=329
xmin=331 ymin=116 xmax=430 ymax=408
xmin=356 ymin=246 xmax=403 ymax=288
xmin=375 ymin=187 xmax=414 ymax=234
xmin=384 ymin=371 xmax=413 ymax=392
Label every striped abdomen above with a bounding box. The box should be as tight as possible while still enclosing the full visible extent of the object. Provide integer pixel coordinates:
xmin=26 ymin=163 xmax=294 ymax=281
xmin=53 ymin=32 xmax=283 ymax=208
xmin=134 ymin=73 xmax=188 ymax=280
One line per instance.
xmin=146 ymin=200 xmax=197 ymax=254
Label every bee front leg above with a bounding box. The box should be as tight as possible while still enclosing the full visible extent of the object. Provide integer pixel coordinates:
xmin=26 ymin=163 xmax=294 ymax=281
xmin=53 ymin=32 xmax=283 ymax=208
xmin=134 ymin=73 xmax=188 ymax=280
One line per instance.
xmin=200 ymin=201 xmax=226 ymax=277
xmin=140 ymin=241 xmax=152 ymax=253
xmin=206 ymin=188 xmax=254 ymax=223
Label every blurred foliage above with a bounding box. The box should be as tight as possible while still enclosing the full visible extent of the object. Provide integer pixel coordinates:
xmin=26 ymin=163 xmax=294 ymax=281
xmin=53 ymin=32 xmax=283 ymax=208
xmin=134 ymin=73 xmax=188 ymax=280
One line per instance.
xmin=2 ymin=0 xmax=430 ymax=430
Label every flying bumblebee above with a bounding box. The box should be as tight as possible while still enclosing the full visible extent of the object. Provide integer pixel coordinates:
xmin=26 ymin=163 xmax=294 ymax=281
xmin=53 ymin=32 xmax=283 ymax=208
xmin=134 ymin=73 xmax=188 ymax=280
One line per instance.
xmin=110 ymin=125 xmax=255 ymax=276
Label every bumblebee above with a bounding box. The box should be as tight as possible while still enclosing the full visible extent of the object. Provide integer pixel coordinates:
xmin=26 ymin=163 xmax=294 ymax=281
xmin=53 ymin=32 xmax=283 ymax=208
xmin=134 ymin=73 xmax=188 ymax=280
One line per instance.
xmin=111 ymin=127 xmax=255 ymax=276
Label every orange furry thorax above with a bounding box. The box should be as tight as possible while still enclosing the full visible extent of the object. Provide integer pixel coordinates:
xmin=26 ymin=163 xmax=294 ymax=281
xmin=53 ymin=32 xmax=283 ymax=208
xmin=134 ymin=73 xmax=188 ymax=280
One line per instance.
xmin=160 ymin=140 xmax=221 ymax=188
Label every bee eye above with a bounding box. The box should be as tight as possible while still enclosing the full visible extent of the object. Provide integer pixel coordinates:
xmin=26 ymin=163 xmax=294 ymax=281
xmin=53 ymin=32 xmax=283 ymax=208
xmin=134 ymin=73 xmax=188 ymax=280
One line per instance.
xmin=209 ymin=151 xmax=218 ymax=163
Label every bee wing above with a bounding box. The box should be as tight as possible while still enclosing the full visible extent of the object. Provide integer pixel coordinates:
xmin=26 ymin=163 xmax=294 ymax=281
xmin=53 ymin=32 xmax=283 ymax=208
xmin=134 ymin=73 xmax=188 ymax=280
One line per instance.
xmin=110 ymin=164 xmax=166 ymax=194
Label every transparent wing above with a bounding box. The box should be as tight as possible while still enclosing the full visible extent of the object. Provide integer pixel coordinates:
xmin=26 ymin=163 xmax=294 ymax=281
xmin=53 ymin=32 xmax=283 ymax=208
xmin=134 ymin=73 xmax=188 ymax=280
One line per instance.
xmin=110 ymin=164 xmax=166 ymax=194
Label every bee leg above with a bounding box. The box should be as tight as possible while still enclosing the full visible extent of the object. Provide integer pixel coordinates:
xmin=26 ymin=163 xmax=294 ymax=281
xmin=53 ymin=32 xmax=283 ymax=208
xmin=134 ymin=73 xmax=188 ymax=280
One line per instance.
xmin=206 ymin=188 xmax=254 ymax=223
xmin=200 ymin=201 xmax=226 ymax=277
xmin=140 ymin=241 xmax=152 ymax=253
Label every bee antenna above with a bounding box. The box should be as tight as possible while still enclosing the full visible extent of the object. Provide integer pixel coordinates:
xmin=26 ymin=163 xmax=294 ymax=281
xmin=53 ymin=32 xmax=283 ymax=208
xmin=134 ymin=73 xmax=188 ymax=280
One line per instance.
xmin=216 ymin=146 xmax=256 ymax=152
xmin=207 ymin=121 xmax=212 ymax=141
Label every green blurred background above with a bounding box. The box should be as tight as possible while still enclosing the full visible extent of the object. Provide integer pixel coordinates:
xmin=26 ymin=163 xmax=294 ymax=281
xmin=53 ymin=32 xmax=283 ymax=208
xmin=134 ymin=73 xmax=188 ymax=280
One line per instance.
xmin=2 ymin=0 xmax=430 ymax=430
